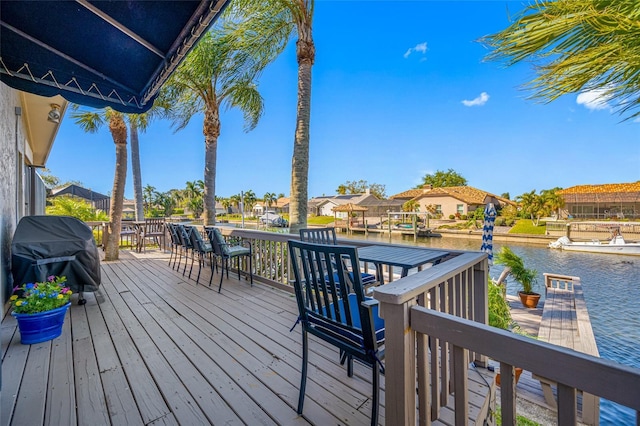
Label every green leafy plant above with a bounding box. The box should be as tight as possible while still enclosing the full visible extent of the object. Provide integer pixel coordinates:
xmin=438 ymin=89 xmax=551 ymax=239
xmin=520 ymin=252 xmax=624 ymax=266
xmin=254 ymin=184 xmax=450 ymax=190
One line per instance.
xmin=10 ymin=276 xmax=72 ymax=314
xmin=488 ymin=280 xmax=512 ymax=329
xmin=494 ymin=246 xmax=539 ymax=294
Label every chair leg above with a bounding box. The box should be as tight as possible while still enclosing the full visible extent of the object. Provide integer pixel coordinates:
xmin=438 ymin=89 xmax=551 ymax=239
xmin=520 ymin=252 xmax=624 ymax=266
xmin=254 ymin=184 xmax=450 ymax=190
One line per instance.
xmin=195 ymin=253 xmax=203 ymax=285
xmin=248 ymin=255 xmax=253 ymax=286
xmin=297 ymin=329 xmax=309 ymax=415
xmin=188 ymin=250 xmax=195 ymax=279
xmin=218 ymin=258 xmax=226 ymax=293
xmin=370 ymin=361 xmax=380 ymax=426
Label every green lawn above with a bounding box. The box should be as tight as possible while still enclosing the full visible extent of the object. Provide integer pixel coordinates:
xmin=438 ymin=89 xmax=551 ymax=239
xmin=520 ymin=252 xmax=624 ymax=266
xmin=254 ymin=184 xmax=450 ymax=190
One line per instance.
xmin=508 ymin=219 xmax=547 ymax=235
xmin=307 ymin=216 xmax=335 ymax=225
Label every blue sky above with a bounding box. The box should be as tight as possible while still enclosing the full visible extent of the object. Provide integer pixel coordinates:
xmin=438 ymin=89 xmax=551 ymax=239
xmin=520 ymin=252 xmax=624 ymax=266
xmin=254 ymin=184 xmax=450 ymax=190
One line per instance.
xmin=46 ymin=1 xmax=640 ymax=201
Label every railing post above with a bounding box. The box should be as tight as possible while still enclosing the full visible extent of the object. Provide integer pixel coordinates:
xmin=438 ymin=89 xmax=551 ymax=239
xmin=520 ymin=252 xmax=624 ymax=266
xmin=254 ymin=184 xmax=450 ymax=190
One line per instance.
xmin=472 ymin=258 xmax=489 ymax=367
xmin=378 ymin=298 xmax=416 ymax=425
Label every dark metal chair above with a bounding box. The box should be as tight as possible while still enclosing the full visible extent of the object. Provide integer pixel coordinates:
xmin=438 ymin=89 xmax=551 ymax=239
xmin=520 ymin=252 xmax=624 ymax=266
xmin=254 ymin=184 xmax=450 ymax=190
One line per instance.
xmin=176 ymin=224 xmax=194 ymax=277
xmin=204 ymin=226 xmax=253 ymax=292
xmin=299 ymin=227 xmax=378 ymax=288
xmin=288 ymin=240 xmax=385 ymax=426
xmin=188 ymin=226 xmax=214 ymax=286
xmin=166 ymin=223 xmax=182 ymax=270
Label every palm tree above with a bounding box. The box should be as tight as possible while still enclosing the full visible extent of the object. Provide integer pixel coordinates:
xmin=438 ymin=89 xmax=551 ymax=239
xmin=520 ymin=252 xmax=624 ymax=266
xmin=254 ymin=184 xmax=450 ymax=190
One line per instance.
xmin=128 ymin=101 xmax=167 ymax=221
xmin=263 ymin=192 xmax=277 ymax=210
xmin=164 ymin=27 xmax=268 ymax=226
xmin=229 ymin=194 xmax=242 ymax=213
xmin=71 ymin=107 xmax=127 ymax=261
xmin=242 ymin=190 xmax=257 ymax=215
xmin=143 ymin=184 xmax=157 ymax=215
xmin=229 ymin=0 xmax=315 ymax=233
xmin=482 ymin=0 xmax=640 ymax=121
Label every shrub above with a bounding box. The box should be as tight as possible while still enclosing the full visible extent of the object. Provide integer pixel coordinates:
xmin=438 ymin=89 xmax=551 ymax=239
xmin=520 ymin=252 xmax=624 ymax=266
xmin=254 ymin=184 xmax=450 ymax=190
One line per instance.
xmin=460 ymin=214 xmax=468 ymax=220
xmin=495 ymin=217 xmax=506 ymax=226
xmin=174 ymin=208 xmax=184 ymax=215
xmin=449 ymin=214 xmax=456 ymax=220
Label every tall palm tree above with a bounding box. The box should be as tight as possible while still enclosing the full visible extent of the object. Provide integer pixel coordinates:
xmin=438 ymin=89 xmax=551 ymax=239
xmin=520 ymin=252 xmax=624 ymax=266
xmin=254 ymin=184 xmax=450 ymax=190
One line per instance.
xmin=230 ymin=0 xmax=315 ymax=233
xmin=143 ymin=184 xmax=157 ymax=215
xmin=482 ymin=0 xmax=640 ymax=120
xmin=164 ymin=27 xmax=268 ymax=226
xmin=263 ymin=192 xmax=277 ymax=210
xmin=128 ymin=102 xmax=167 ymax=221
xmin=71 ymin=107 xmax=127 ymax=261
xmin=243 ymin=190 xmax=257 ymax=214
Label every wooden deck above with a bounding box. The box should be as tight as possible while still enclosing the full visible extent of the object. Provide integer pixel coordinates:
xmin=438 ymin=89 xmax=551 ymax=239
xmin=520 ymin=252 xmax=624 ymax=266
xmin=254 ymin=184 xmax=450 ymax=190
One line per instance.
xmin=2 ymin=249 xmax=496 ymax=426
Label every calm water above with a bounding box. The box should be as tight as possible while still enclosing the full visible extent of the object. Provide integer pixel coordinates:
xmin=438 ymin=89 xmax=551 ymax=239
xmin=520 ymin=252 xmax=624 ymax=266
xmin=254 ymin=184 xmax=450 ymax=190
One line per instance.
xmin=343 ymin=232 xmax=640 ymax=425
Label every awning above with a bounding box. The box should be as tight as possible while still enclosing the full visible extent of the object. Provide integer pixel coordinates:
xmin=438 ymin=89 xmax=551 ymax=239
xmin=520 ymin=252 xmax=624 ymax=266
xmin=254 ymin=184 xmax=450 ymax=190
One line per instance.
xmin=1 ymin=1 xmax=228 ymax=113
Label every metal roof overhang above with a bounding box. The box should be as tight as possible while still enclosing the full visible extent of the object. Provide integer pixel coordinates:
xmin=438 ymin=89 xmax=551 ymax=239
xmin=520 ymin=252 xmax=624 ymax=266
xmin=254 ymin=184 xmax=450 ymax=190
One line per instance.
xmin=1 ymin=0 xmax=229 ymax=114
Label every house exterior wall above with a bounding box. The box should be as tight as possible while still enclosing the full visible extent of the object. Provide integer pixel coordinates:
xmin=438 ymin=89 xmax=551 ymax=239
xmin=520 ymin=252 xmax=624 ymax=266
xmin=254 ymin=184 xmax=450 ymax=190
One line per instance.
xmin=416 ymin=196 xmax=471 ymax=218
xmin=0 ymin=85 xmax=21 ymax=312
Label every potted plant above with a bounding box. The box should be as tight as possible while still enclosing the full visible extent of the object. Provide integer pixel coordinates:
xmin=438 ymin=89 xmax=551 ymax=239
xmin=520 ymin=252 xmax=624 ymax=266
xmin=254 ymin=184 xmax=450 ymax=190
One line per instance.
xmin=10 ymin=275 xmax=73 ymax=344
xmin=494 ymin=246 xmax=541 ymax=308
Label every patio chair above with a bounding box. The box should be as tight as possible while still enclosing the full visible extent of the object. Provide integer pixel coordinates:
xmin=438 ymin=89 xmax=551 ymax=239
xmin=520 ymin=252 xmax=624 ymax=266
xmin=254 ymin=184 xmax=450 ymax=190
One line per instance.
xmin=299 ymin=227 xmax=377 ymax=288
xmin=119 ymin=221 xmax=138 ymax=249
xmin=176 ymin=224 xmax=194 ymax=277
xmin=288 ymin=240 xmax=385 ymax=426
xmin=166 ymin=223 xmax=182 ymax=270
xmin=188 ymin=226 xmax=214 ymax=286
xmin=204 ymin=226 xmax=253 ymax=293
xmin=138 ymin=218 xmax=166 ymax=253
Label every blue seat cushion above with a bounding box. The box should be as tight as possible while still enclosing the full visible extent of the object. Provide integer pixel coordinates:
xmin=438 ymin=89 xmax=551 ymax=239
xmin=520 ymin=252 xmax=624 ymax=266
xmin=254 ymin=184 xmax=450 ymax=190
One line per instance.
xmin=331 ymin=272 xmax=376 ymax=285
xmin=308 ymin=294 xmax=384 ymax=348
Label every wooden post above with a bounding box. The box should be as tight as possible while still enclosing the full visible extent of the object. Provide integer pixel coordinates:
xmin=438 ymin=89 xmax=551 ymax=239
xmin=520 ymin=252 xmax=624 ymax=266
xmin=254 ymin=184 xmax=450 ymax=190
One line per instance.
xmin=377 ymin=299 xmax=416 ymax=425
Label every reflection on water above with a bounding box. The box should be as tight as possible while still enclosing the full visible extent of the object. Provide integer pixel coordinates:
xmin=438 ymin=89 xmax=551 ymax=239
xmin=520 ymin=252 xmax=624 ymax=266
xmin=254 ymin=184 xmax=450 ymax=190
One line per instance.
xmin=343 ymin=232 xmax=640 ymax=424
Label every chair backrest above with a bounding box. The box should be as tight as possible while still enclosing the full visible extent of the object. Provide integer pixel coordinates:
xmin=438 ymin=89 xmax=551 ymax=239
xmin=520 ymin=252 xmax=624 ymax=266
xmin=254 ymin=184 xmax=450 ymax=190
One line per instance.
xmin=288 ymin=240 xmax=378 ymax=354
xmin=166 ymin=223 xmax=179 ymax=245
xmin=204 ymin=226 xmax=230 ymax=257
xmin=299 ymin=227 xmax=337 ymax=245
xmin=144 ymin=217 xmax=165 ymax=234
xmin=177 ymin=224 xmax=193 ymax=249
xmin=189 ymin=226 xmax=209 ymax=252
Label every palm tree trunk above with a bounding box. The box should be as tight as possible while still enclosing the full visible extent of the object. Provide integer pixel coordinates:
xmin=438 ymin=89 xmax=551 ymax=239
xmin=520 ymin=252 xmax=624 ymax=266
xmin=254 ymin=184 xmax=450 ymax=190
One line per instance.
xmin=289 ymin=32 xmax=315 ymax=234
xmin=105 ymin=115 xmax=128 ymax=261
xmin=203 ymin=107 xmax=220 ymax=226
xmin=130 ymin=121 xmax=144 ymax=221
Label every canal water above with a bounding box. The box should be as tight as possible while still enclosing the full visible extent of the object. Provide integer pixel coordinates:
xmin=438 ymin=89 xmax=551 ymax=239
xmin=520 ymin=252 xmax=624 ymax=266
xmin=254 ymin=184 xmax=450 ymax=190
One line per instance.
xmin=343 ymin=232 xmax=639 ymax=425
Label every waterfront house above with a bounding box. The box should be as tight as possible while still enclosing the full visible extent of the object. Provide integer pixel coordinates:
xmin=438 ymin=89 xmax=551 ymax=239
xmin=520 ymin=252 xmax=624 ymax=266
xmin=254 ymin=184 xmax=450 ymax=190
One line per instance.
xmin=557 ymin=182 xmax=640 ymax=219
xmin=391 ymin=184 xmax=514 ymax=218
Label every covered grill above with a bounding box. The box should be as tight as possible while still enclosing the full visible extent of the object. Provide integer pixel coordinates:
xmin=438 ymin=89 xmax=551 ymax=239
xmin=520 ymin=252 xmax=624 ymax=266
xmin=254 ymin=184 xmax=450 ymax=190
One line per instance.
xmin=11 ymin=216 xmax=101 ymax=299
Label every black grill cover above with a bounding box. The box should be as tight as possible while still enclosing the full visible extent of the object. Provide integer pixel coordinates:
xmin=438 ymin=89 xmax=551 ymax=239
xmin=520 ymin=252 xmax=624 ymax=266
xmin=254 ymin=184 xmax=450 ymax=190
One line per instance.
xmin=11 ymin=216 xmax=101 ymax=293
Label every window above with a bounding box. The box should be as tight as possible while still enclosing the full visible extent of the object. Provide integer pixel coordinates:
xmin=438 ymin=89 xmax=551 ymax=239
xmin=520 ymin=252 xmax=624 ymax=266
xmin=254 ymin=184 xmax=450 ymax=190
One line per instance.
xmin=435 ymin=205 xmax=442 ymax=214
xmin=457 ymin=204 xmax=464 ymax=215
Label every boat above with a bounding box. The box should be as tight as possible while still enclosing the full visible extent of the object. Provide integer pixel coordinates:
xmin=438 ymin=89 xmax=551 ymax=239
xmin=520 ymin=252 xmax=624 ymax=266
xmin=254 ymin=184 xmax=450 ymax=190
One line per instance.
xmin=549 ymin=228 xmax=640 ymax=256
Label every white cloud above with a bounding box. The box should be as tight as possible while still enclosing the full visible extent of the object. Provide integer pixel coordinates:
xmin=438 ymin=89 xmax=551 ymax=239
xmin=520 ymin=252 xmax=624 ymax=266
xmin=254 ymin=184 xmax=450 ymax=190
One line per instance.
xmin=576 ymin=89 xmax=611 ymax=111
xmin=462 ymin=92 xmax=490 ymax=107
xmin=404 ymin=42 xmax=428 ymax=59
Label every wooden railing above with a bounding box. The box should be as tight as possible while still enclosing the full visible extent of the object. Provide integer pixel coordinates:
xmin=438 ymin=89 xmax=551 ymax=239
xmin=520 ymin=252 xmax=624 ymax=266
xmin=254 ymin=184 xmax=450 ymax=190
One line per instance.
xmin=375 ymin=260 xmax=640 ymax=425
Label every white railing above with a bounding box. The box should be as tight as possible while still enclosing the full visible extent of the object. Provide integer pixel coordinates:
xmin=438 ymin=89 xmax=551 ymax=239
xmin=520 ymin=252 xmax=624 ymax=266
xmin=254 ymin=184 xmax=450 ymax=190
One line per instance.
xmin=375 ymin=259 xmax=640 ymax=425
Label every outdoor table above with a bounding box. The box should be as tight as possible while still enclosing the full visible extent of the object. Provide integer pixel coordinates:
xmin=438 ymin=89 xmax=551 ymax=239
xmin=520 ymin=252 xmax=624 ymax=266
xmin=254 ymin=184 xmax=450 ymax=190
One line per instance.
xmin=357 ymin=245 xmax=449 ymax=284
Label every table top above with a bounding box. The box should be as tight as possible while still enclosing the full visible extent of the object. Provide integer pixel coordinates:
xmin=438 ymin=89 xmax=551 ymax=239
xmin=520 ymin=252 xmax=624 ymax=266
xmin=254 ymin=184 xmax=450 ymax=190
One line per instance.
xmin=357 ymin=245 xmax=449 ymax=270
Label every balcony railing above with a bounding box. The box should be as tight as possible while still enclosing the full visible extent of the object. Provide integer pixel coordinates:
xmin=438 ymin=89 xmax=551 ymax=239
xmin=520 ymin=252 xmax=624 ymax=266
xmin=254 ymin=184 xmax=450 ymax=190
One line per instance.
xmin=374 ymin=257 xmax=640 ymax=425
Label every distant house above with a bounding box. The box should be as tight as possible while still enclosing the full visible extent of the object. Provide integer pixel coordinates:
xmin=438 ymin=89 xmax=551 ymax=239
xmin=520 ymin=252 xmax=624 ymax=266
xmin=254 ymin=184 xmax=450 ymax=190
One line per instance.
xmin=50 ymin=184 xmax=110 ymax=212
xmin=390 ymin=184 xmax=514 ymax=218
xmin=308 ymin=193 xmax=379 ymax=218
xmin=557 ymin=182 xmax=640 ymax=219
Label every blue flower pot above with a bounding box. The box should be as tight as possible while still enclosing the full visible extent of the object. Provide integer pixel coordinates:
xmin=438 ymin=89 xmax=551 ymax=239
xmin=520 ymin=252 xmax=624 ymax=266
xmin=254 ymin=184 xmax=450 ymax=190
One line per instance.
xmin=11 ymin=302 xmax=71 ymax=345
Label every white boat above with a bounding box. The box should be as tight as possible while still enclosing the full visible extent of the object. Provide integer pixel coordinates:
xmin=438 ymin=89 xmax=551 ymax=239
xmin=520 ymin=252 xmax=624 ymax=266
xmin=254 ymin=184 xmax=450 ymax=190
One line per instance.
xmin=549 ymin=233 xmax=640 ymax=256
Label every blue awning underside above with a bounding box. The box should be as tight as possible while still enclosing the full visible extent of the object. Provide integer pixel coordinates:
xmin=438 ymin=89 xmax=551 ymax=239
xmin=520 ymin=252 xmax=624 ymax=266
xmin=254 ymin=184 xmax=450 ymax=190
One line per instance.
xmin=1 ymin=0 xmax=228 ymax=113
